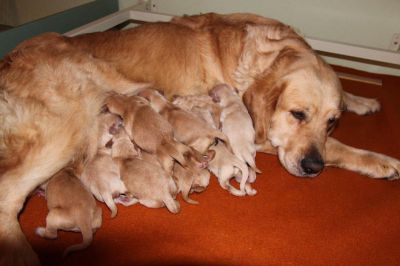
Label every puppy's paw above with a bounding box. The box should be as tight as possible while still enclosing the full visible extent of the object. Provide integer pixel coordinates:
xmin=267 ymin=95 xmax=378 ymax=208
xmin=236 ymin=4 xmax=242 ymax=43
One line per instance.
xmin=35 ymin=227 xmax=46 ymax=237
xmin=245 ymin=184 xmax=257 ymax=196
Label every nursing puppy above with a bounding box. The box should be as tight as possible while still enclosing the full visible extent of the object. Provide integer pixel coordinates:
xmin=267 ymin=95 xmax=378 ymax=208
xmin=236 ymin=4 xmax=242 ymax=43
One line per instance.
xmin=0 ymin=33 xmax=147 ymax=264
xmin=172 ymin=149 xmax=215 ymax=204
xmin=114 ymin=152 xmax=180 ymax=214
xmin=137 ymin=88 xmax=229 ymax=154
xmin=172 ymin=94 xmax=222 ymax=129
xmin=35 ymin=169 xmax=102 ymax=257
xmin=208 ymin=141 xmax=256 ymax=196
xmin=79 ymin=112 xmax=137 ymax=218
xmin=209 ymin=84 xmax=260 ymax=175
xmin=106 ymin=94 xmax=188 ymax=173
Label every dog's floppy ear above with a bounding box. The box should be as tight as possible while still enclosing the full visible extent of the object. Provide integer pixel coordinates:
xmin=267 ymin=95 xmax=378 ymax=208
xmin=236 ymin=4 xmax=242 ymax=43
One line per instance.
xmin=243 ymin=73 xmax=285 ymax=144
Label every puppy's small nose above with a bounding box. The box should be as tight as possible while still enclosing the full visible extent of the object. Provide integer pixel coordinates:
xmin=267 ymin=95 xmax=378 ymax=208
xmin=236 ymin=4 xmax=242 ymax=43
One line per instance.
xmin=301 ymin=148 xmax=324 ymax=175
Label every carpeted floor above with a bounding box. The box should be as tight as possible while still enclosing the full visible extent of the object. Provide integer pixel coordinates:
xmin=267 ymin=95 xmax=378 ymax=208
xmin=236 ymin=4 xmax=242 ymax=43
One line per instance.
xmin=20 ymin=65 xmax=400 ymax=266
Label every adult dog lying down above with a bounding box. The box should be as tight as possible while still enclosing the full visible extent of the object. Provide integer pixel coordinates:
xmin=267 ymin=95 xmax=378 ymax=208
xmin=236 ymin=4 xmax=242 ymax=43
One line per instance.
xmin=69 ymin=12 xmax=400 ymax=179
xmin=0 ymin=12 xmax=399 ymax=265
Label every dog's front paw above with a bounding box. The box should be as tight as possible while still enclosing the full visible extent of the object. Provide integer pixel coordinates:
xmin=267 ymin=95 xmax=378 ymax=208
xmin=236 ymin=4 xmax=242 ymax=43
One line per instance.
xmin=368 ymin=155 xmax=400 ymax=180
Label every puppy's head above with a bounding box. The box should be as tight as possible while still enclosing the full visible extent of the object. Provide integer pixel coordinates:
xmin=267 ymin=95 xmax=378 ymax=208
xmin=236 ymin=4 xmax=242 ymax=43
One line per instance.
xmin=244 ymin=54 xmax=343 ymax=177
xmin=136 ymin=88 xmax=168 ymax=112
xmin=97 ymin=111 xmax=123 ymax=148
xmin=186 ymin=149 xmax=215 ymax=192
xmin=209 ymin=83 xmax=238 ymax=104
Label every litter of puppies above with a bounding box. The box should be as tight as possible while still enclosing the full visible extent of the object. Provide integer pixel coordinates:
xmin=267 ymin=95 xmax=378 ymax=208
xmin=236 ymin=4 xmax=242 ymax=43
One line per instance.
xmin=36 ymin=85 xmax=260 ymax=256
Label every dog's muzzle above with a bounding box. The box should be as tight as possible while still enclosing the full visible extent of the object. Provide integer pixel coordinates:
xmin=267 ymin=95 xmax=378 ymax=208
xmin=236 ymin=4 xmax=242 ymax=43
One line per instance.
xmin=300 ymin=146 xmax=324 ymax=176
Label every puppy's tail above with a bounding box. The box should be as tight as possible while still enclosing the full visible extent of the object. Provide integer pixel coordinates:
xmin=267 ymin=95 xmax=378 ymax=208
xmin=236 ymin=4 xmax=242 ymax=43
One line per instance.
xmin=164 ymin=197 xmax=181 ymax=214
xmin=103 ymin=193 xmax=118 ymax=218
xmin=234 ymin=158 xmax=250 ymax=192
xmin=62 ymin=221 xmax=93 ymax=258
xmin=242 ymin=152 xmax=262 ymax=174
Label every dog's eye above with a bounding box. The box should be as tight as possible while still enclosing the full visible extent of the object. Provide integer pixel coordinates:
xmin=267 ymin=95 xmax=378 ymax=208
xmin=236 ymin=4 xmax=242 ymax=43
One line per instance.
xmin=290 ymin=110 xmax=306 ymax=121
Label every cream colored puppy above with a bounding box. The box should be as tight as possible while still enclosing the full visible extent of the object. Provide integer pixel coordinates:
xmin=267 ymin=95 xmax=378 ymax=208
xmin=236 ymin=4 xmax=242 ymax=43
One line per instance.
xmin=208 ymin=141 xmax=257 ymax=196
xmin=36 ymin=169 xmax=102 ymax=257
xmin=79 ymin=112 xmax=139 ymax=218
xmin=114 ymin=151 xmax=180 ymax=214
xmin=172 ymin=94 xmax=222 ymax=129
xmin=172 ymin=149 xmax=215 ymax=204
xmin=209 ymin=84 xmax=260 ymax=184
xmin=106 ymin=94 xmax=188 ymax=174
xmin=137 ymin=88 xmax=229 ymax=154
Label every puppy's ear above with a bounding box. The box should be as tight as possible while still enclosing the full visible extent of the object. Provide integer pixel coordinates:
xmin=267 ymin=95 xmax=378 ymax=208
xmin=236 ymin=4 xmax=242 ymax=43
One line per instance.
xmin=203 ymin=150 xmax=216 ymax=162
xmin=243 ymin=74 xmax=285 ymax=144
xmin=208 ymin=88 xmax=220 ymax=103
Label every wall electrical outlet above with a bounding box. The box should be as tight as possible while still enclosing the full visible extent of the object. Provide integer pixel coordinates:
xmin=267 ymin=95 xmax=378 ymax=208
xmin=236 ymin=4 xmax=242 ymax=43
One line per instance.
xmin=389 ymin=33 xmax=400 ymax=51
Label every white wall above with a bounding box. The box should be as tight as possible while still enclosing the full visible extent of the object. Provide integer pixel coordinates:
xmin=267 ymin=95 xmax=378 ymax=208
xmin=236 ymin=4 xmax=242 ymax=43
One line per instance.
xmin=120 ymin=0 xmax=400 ymax=75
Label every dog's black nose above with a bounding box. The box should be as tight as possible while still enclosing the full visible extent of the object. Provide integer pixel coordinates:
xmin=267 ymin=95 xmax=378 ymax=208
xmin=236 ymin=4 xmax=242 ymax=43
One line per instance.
xmin=301 ymin=147 xmax=324 ymax=175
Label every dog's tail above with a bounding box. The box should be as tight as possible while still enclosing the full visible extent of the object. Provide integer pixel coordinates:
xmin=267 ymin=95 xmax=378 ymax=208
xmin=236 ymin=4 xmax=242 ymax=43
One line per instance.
xmin=163 ymin=197 xmax=181 ymax=214
xmin=233 ymin=157 xmax=250 ymax=192
xmin=63 ymin=220 xmax=93 ymax=258
xmin=241 ymin=152 xmax=262 ymax=174
xmin=103 ymin=193 xmax=118 ymax=218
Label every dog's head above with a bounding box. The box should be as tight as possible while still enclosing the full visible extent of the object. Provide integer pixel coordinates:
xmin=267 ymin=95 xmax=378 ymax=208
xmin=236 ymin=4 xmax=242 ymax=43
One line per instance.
xmin=244 ymin=50 xmax=343 ymax=177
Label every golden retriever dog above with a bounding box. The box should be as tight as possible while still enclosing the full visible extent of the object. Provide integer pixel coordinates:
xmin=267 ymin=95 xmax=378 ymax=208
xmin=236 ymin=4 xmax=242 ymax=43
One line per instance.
xmin=209 ymin=83 xmax=260 ymax=174
xmin=172 ymin=94 xmax=222 ymax=130
xmin=68 ymin=12 xmax=399 ymax=180
xmin=137 ymin=88 xmax=230 ymax=154
xmin=208 ymin=141 xmax=255 ymax=196
xmin=79 ymin=112 xmax=136 ymax=218
xmin=2 ymin=12 xmax=400 ymax=264
xmin=35 ymin=169 xmax=102 ymax=258
xmin=114 ymin=152 xmax=180 ymax=214
xmin=172 ymin=149 xmax=215 ymax=204
xmin=105 ymin=94 xmax=188 ymax=173
xmin=0 ymin=33 xmax=147 ymax=264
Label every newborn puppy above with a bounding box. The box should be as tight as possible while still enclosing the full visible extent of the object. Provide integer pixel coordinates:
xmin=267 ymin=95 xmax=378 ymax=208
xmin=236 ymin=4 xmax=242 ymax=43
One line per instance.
xmin=79 ymin=112 xmax=137 ymax=218
xmin=172 ymin=94 xmax=222 ymax=129
xmin=208 ymin=141 xmax=257 ymax=196
xmin=114 ymin=152 xmax=180 ymax=214
xmin=36 ymin=169 xmax=102 ymax=257
xmin=138 ymin=88 xmax=229 ymax=154
xmin=106 ymin=94 xmax=188 ymax=173
xmin=209 ymin=84 xmax=261 ymax=179
xmin=172 ymin=149 xmax=215 ymax=204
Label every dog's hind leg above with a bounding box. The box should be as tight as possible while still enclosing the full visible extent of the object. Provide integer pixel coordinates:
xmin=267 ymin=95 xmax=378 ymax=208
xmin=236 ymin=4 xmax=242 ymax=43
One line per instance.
xmin=35 ymin=208 xmax=74 ymax=239
xmin=0 ymin=166 xmax=60 ymax=266
xmin=342 ymin=91 xmax=380 ymax=115
xmin=0 ymin=131 xmax=83 ymax=265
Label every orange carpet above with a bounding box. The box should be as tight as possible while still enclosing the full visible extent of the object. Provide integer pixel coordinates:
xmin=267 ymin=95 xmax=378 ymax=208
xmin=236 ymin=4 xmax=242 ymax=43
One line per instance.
xmin=20 ymin=66 xmax=400 ymax=265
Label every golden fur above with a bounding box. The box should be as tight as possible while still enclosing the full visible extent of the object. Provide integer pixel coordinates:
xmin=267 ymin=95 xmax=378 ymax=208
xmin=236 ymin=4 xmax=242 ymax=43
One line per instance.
xmin=1 ymin=12 xmax=400 ymax=264
xmin=0 ymin=33 xmax=147 ymax=264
